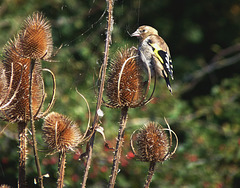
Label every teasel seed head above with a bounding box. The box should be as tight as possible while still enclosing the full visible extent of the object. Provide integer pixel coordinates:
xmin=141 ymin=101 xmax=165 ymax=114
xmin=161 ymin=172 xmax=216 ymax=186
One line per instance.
xmin=0 ymin=39 xmax=44 ymax=122
xmin=18 ymin=12 xmax=53 ymax=60
xmin=131 ymin=121 xmax=178 ymax=162
xmin=42 ymin=112 xmax=82 ymax=153
xmin=105 ymin=47 xmax=145 ymax=108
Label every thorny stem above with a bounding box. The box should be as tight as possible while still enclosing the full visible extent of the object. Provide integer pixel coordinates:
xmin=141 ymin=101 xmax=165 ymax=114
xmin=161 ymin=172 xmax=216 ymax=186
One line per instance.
xmin=18 ymin=122 xmax=27 ymax=188
xmin=81 ymin=0 xmax=114 ymax=187
xmin=108 ymin=106 xmax=128 ymax=188
xmin=144 ymin=161 xmax=156 ymax=188
xmin=57 ymin=151 xmax=66 ymax=188
xmin=81 ymin=135 xmax=94 ymax=188
xmin=29 ymin=59 xmax=43 ymax=187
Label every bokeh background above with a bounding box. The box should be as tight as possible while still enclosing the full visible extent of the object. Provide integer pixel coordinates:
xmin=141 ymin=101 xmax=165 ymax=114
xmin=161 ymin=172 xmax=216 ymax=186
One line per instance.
xmin=0 ymin=0 xmax=240 ymax=187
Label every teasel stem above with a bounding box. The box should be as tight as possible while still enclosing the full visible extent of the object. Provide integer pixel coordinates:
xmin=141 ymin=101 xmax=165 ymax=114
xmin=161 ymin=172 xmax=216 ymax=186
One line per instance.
xmin=57 ymin=151 xmax=66 ymax=188
xmin=144 ymin=161 xmax=156 ymax=188
xmin=29 ymin=59 xmax=43 ymax=187
xmin=108 ymin=106 xmax=128 ymax=188
xmin=81 ymin=0 xmax=114 ymax=187
xmin=18 ymin=121 xmax=27 ymax=188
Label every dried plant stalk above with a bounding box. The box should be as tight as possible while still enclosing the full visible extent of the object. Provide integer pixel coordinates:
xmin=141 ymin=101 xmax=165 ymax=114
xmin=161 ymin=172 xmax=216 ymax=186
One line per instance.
xmin=81 ymin=0 xmax=114 ymax=187
xmin=18 ymin=121 xmax=27 ymax=188
xmin=57 ymin=151 xmax=66 ymax=188
xmin=29 ymin=59 xmax=43 ymax=187
xmin=108 ymin=106 xmax=128 ymax=188
xmin=144 ymin=161 xmax=156 ymax=188
xmin=21 ymin=12 xmax=53 ymax=187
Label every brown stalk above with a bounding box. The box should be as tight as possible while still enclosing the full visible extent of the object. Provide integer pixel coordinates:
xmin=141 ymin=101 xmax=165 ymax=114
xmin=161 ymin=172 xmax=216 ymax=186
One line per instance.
xmin=144 ymin=161 xmax=156 ymax=188
xmin=29 ymin=59 xmax=43 ymax=187
xmin=108 ymin=106 xmax=128 ymax=188
xmin=57 ymin=151 xmax=66 ymax=188
xmin=18 ymin=121 xmax=27 ymax=188
xmin=81 ymin=0 xmax=114 ymax=187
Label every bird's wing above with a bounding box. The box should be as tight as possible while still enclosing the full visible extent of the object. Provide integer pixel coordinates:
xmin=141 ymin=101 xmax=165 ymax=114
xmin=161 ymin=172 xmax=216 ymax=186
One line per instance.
xmin=147 ymin=41 xmax=174 ymax=80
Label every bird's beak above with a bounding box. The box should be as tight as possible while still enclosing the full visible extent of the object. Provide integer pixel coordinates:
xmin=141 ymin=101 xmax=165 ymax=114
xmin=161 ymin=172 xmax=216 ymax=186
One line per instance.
xmin=131 ymin=29 xmax=140 ymax=37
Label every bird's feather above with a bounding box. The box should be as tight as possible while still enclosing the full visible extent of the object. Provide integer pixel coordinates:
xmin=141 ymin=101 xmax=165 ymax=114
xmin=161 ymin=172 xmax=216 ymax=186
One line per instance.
xmin=147 ymin=41 xmax=174 ymax=80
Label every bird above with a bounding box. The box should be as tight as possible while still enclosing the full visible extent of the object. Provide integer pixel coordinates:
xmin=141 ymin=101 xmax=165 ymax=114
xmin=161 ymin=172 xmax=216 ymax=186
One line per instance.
xmin=131 ymin=25 xmax=173 ymax=94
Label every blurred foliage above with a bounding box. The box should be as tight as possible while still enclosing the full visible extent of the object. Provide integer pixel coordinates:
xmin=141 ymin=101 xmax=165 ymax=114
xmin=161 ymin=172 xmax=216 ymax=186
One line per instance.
xmin=1 ymin=0 xmax=240 ymax=187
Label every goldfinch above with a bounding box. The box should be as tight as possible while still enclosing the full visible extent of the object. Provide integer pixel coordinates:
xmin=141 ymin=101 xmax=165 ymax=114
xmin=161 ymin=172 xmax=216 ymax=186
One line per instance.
xmin=131 ymin=25 xmax=173 ymax=94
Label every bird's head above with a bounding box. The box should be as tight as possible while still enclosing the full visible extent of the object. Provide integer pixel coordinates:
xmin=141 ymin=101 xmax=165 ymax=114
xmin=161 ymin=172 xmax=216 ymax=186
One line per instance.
xmin=131 ymin=25 xmax=158 ymax=40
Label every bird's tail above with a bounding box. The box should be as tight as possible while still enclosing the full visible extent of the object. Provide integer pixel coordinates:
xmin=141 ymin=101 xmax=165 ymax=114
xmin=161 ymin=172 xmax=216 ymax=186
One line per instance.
xmin=162 ymin=70 xmax=172 ymax=94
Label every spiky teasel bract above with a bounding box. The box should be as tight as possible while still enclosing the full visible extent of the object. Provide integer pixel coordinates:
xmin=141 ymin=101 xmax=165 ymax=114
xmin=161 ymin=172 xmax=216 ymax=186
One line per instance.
xmin=106 ymin=47 xmax=146 ymax=108
xmin=131 ymin=121 xmax=178 ymax=162
xmin=18 ymin=12 xmax=53 ymax=60
xmin=0 ymin=40 xmax=44 ymax=122
xmin=0 ymin=66 xmax=7 ymax=103
xmin=42 ymin=112 xmax=82 ymax=153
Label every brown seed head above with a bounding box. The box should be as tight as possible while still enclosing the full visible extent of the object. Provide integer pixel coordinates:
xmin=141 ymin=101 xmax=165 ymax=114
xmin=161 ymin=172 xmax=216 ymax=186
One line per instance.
xmin=42 ymin=112 xmax=82 ymax=152
xmin=1 ymin=40 xmax=44 ymax=122
xmin=106 ymin=47 xmax=145 ymax=108
xmin=135 ymin=122 xmax=170 ymax=162
xmin=18 ymin=12 xmax=53 ymax=60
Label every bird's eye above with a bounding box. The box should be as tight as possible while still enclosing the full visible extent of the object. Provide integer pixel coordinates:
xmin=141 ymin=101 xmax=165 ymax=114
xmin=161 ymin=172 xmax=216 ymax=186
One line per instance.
xmin=142 ymin=29 xmax=146 ymax=33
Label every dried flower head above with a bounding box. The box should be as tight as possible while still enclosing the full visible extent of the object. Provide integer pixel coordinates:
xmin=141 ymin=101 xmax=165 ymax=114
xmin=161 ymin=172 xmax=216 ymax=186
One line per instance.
xmin=42 ymin=112 xmax=82 ymax=152
xmin=18 ymin=12 xmax=53 ymax=60
xmin=106 ymin=47 xmax=145 ymax=108
xmin=131 ymin=121 xmax=178 ymax=162
xmin=0 ymin=40 xmax=44 ymax=122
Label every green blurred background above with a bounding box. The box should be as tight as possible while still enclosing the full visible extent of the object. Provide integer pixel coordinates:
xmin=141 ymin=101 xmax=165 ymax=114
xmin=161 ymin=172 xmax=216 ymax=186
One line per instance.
xmin=0 ymin=0 xmax=240 ymax=187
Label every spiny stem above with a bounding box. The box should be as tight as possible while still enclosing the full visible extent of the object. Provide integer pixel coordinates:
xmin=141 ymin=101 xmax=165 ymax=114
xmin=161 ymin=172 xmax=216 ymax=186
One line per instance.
xmin=29 ymin=59 xmax=43 ymax=187
xmin=81 ymin=133 xmax=94 ymax=188
xmin=144 ymin=161 xmax=156 ymax=188
xmin=108 ymin=106 xmax=128 ymax=188
xmin=81 ymin=0 xmax=114 ymax=187
xmin=18 ymin=121 xmax=27 ymax=188
xmin=57 ymin=151 xmax=66 ymax=188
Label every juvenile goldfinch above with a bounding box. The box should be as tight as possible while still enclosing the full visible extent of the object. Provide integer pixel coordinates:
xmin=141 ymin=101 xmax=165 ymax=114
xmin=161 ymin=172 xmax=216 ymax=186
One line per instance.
xmin=131 ymin=25 xmax=173 ymax=94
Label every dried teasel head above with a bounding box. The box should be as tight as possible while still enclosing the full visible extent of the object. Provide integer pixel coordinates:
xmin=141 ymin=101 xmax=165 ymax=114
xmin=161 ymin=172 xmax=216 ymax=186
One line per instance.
xmin=105 ymin=47 xmax=148 ymax=108
xmin=18 ymin=12 xmax=53 ymax=60
xmin=0 ymin=39 xmax=44 ymax=122
xmin=131 ymin=119 xmax=178 ymax=162
xmin=42 ymin=112 xmax=82 ymax=153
